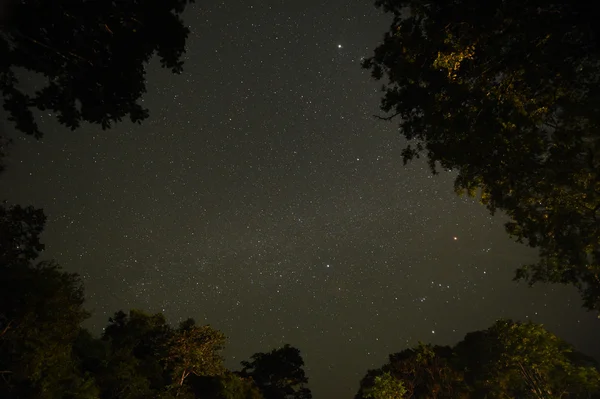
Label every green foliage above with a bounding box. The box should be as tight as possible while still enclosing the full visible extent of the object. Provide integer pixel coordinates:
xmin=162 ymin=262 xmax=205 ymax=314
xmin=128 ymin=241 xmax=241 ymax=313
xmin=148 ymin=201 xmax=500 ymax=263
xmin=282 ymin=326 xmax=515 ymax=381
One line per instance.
xmin=2 ymin=204 xmax=599 ymax=399
xmin=75 ymin=311 xmax=229 ymax=398
xmin=0 ymin=203 xmax=92 ymax=398
xmin=357 ymin=320 xmax=600 ymax=399
xmin=364 ymin=0 xmax=600 ymax=310
xmin=98 ymin=310 xmax=174 ymax=398
xmin=456 ymin=319 xmax=600 ymax=398
xmin=241 ymin=344 xmax=312 ymax=399
xmin=165 ymin=319 xmax=226 ymax=388
xmin=0 ymin=0 xmax=195 ymax=169
xmin=363 ymin=371 xmax=407 ymax=399
xmin=356 ymin=344 xmax=467 ymax=399
xmin=0 ymin=261 xmax=91 ymax=398
xmin=0 ymin=205 xmax=273 ymax=399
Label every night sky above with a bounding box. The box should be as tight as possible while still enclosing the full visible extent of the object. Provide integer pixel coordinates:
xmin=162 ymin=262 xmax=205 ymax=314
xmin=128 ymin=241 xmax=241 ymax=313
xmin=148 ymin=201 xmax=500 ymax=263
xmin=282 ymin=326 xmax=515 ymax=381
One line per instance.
xmin=2 ymin=1 xmax=600 ymax=398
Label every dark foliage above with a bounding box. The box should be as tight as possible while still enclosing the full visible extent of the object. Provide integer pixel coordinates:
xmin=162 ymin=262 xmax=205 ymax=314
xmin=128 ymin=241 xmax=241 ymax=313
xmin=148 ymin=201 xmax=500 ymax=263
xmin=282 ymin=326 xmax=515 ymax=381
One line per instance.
xmin=0 ymin=0 xmax=194 ymax=168
xmin=240 ymin=344 xmax=312 ymax=399
xmin=355 ymin=320 xmax=600 ymax=399
xmin=0 ymin=202 xmax=45 ymax=264
xmin=364 ymin=0 xmax=600 ymax=310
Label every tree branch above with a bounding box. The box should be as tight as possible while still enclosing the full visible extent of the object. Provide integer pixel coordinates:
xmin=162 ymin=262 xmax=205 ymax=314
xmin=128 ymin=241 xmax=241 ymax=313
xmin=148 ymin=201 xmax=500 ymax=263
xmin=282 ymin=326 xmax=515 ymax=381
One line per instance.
xmin=373 ymin=111 xmax=401 ymax=121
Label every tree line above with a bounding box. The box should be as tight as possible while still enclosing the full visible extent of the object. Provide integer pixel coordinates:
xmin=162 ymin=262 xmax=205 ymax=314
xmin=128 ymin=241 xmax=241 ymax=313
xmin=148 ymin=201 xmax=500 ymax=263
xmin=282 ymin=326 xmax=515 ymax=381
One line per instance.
xmin=1 ymin=203 xmax=313 ymax=399
xmin=2 ymin=202 xmax=600 ymax=398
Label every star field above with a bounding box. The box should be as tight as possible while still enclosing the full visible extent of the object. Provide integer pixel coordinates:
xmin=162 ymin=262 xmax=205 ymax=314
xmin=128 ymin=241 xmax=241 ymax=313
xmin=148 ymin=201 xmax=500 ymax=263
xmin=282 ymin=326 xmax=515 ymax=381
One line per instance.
xmin=2 ymin=1 xmax=600 ymax=398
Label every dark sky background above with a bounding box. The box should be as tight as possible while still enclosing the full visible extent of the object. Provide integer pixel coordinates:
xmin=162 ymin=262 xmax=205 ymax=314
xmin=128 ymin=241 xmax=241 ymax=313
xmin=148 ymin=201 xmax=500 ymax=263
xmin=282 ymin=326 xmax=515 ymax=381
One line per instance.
xmin=2 ymin=1 xmax=600 ymax=398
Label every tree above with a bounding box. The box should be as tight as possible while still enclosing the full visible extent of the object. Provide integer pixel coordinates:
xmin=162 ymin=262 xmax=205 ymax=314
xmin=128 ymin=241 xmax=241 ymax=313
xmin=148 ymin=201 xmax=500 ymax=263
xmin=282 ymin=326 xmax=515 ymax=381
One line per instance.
xmin=188 ymin=373 xmax=265 ymax=399
xmin=0 ymin=0 xmax=195 ymax=164
xmin=0 ymin=261 xmax=93 ymax=398
xmin=0 ymin=202 xmax=93 ymax=398
xmin=93 ymin=311 xmax=227 ymax=398
xmin=98 ymin=310 xmax=174 ymax=399
xmin=164 ymin=319 xmax=226 ymax=388
xmin=363 ymin=0 xmax=600 ymax=310
xmin=0 ymin=202 xmax=45 ymax=265
xmin=240 ymin=344 xmax=312 ymax=399
xmin=216 ymin=374 xmax=264 ymax=399
xmin=455 ymin=319 xmax=600 ymax=398
xmin=362 ymin=371 xmax=407 ymax=399
xmin=356 ymin=320 xmax=600 ymax=399
xmin=355 ymin=344 xmax=467 ymax=399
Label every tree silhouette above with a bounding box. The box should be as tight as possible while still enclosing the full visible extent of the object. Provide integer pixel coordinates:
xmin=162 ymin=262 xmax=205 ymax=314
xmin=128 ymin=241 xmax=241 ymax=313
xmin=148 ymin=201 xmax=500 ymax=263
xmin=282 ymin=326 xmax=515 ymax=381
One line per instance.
xmin=362 ymin=371 xmax=407 ymax=399
xmin=0 ymin=0 xmax=194 ymax=149
xmin=99 ymin=309 xmax=175 ymax=398
xmin=0 ymin=204 xmax=283 ymax=399
xmin=356 ymin=320 xmax=600 ymax=399
xmin=165 ymin=319 xmax=226 ymax=389
xmin=356 ymin=344 xmax=467 ymax=399
xmin=0 ymin=261 xmax=93 ymax=399
xmin=240 ymin=344 xmax=312 ymax=399
xmin=188 ymin=373 xmax=264 ymax=399
xmin=363 ymin=0 xmax=600 ymax=310
xmin=0 ymin=202 xmax=45 ymax=265
xmin=455 ymin=320 xmax=600 ymax=398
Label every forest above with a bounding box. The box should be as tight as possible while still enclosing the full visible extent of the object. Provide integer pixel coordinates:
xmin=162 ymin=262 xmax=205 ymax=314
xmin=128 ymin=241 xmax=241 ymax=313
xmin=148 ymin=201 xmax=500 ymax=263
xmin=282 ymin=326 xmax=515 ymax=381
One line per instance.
xmin=1 ymin=0 xmax=599 ymax=397
xmin=2 ymin=205 xmax=600 ymax=398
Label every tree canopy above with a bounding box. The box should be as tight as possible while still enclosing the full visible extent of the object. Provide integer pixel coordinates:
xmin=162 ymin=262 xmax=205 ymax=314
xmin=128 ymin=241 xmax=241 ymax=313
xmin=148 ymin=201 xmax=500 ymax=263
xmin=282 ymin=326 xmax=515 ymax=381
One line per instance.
xmin=456 ymin=320 xmax=600 ymax=398
xmin=0 ymin=0 xmax=194 ymax=167
xmin=0 ymin=202 xmax=91 ymax=398
xmin=0 ymin=202 xmax=45 ymax=264
xmin=356 ymin=320 xmax=600 ymax=399
xmin=363 ymin=0 xmax=600 ymax=310
xmin=240 ymin=344 xmax=312 ymax=399
xmin=1 ymin=203 xmax=599 ymax=398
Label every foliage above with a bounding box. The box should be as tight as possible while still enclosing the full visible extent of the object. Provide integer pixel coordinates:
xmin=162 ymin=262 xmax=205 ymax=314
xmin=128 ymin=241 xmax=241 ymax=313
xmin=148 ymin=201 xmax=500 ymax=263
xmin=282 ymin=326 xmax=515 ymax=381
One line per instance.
xmin=0 ymin=0 xmax=195 ymax=169
xmin=362 ymin=371 xmax=407 ymax=399
xmin=363 ymin=0 xmax=600 ymax=310
xmin=98 ymin=309 xmax=174 ymax=398
xmin=455 ymin=319 xmax=600 ymax=398
xmin=241 ymin=344 xmax=312 ymax=399
xmin=189 ymin=373 xmax=265 ymax=399
xmin=356 ymin=320 xmax=600 ymax=399
xmin=0 ymin=202 xmax=92 ymax=398
xmin=165 ymin=319 xmax=226 ymax=388
xmin=0 ymin=202 xmax=45 ymax=265
xmin=2 ymin=205 xmax=599 ymax=399
xmin=356 ymin=344 xmax=467 ymax=399
xmin=0 ymin=260 xmax=91 ymax=398
xmin=217 ymin=374 xmax=264 ymax=399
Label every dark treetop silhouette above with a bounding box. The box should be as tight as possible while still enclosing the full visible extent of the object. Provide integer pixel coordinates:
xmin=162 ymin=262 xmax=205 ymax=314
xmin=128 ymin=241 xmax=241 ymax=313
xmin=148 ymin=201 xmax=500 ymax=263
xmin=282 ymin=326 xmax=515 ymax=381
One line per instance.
xmin=0 ymin=0 xmax=194 ymax=143
xmin=240 ymin=344 xmax=312 ymax=399
xmin=364 ymin=0 xmax=600 ymax=310
xmin=0 ymin=203 xmax=312 ymax=398
xmin=355 ymin=320 xmax=600 ymax=399
xmin=1 ymin=202 xmax=599 ymax=397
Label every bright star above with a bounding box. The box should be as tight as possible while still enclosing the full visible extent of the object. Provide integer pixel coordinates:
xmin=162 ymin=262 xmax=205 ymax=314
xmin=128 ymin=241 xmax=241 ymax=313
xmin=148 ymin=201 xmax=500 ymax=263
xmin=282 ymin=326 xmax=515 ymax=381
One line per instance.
xmin=337 ymin=44 xmax=342 ymax=49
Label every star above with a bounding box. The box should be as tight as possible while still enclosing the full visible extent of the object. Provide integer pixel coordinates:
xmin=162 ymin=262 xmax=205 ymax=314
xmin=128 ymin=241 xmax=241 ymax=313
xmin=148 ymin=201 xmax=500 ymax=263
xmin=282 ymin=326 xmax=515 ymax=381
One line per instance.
xmin=4 ymin=3 xmax=598 ymax=399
